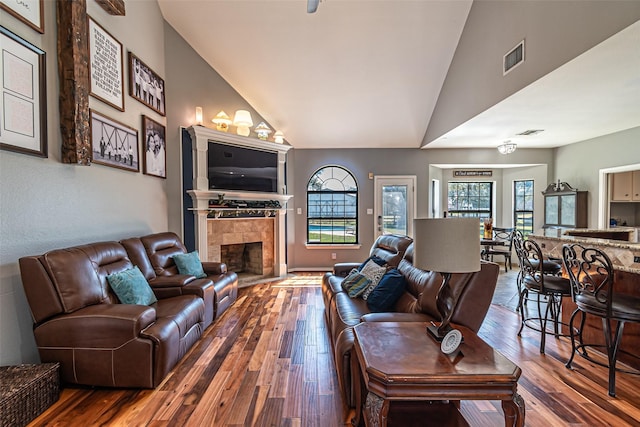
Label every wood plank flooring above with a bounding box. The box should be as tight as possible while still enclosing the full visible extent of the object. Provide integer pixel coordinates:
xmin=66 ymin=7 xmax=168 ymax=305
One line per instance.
xmin=28 ymin=272 xmax=640 ymax=426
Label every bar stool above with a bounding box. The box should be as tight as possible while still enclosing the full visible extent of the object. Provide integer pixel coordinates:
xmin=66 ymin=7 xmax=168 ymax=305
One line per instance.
xmin=513 ymin=231 xmax=562 ymax=309
xmin=516 ymin=237 xmax=572 ymax=354
xmin=562 ymin=243 xmax=640 ymax=397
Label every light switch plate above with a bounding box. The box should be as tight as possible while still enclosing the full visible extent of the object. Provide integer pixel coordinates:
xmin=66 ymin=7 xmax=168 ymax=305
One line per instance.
xmin=367 ymin=208 xmax=373 ymax=215
xmin=297 ymin=208 xmax=302 ymax=215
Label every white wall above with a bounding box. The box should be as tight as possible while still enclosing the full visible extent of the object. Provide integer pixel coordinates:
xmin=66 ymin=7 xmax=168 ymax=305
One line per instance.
xmin=0 ymin=1 xmax=169 ymax=365
xmin=425 ymin=1 xmax=640 ymax=144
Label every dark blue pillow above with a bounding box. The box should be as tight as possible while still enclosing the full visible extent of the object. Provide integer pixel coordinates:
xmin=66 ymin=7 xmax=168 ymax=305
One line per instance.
xmin=366 ymin=268 xmax=407 ymax=313
xmin=358 ymin=255 xmax=387 ymax=271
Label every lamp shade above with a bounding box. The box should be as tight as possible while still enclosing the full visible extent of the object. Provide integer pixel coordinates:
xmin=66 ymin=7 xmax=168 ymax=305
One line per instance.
xmin=233 ymin=110 xmax=253 ymax=127
xmin=212 ymin=110 xmax=232 ymax=125
xmin=413 ymin=218 xmax=481 ymax=273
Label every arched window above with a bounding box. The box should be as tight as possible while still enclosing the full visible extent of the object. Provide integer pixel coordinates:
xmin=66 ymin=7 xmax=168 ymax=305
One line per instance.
xmin=307 ymin=166 xmax=358 ymax=244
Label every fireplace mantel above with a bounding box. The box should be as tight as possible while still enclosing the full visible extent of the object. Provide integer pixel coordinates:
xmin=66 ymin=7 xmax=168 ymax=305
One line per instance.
xmin=185 ymin=126 xmax=293 ymax=281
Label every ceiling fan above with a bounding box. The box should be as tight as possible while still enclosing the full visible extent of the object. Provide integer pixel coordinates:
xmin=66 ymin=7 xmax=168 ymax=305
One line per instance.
xmin=307 ymin=0 xmax=320 ymax=13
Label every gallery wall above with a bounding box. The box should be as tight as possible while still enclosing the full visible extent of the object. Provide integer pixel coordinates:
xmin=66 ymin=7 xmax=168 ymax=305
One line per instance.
xmin=0 ymin=1 xmax=170 ymax=365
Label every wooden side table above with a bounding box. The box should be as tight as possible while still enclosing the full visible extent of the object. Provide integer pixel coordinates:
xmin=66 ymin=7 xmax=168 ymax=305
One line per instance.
xmin=351 ymin=322 xmax=524 ymax=427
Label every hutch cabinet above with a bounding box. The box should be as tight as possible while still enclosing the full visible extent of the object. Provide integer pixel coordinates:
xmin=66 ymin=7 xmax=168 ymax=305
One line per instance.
xmin=542 ymin=181 xmax=587 ymax=228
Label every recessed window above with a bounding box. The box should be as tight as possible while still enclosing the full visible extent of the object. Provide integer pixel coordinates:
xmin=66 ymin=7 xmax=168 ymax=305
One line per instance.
xmin=307 ymin=166 xmax=358 ymax=244
xmin=447 ymin=182 xmax=493 ymax=235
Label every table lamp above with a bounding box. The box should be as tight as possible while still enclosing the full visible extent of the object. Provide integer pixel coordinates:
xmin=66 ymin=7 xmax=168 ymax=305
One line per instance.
xmin=413 ymin=218 xmax=481 ymax=346
xmin=233 ymin=110 xmax=253 ymax=136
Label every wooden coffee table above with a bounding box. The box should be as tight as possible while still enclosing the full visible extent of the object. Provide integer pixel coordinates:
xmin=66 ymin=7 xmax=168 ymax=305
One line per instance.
xmin=351 ymin=322 xmax=524 ymax=427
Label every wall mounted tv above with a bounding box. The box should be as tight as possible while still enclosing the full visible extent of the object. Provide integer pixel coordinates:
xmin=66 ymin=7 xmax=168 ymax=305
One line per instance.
xmin=208 ymin=142 xmax=278 ymax=193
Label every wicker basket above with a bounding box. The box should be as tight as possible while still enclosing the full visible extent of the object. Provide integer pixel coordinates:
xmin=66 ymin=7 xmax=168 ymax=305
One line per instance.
xmin=0 ymin=363 xmax=60 ymax=427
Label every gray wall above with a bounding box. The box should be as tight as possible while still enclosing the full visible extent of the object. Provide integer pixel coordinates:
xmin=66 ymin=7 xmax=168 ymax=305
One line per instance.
xmin=553 ymin=126 xmax=640 ymax=228
xmin=0 ymin=1 xmax=170 ymax=365
xmin=288 ymin=147 xmax=554 ymax=270
xmin=163 ymin=23 xmax=273 ymax=237
xmin=424 ymin=0 xmax=640 ymax=144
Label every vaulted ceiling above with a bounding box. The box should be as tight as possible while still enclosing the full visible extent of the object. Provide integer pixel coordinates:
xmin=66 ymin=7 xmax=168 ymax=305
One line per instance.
xmin=159 ymin=1 xmax=640 ymax=150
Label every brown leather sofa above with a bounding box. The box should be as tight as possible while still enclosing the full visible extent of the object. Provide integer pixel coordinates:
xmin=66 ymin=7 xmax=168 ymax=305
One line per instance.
xmin=322 ymin=234 xmax=500 ymax=408
xmin=121 ymin=232 xmax=238 ymax=327
xmin=19 ymin=233 xmax=239 ymax=388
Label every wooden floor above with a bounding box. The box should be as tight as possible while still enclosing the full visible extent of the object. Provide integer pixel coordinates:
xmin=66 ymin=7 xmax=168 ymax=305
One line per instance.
xmin=29 ymin=272 xmax=640 ymax=426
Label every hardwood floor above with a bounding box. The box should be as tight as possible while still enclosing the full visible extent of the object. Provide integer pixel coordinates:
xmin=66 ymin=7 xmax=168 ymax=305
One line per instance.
xmin=29 ymin=272 xmax=640 ymax=426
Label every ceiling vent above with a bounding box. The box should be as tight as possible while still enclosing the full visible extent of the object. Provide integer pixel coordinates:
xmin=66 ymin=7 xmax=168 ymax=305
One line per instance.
xmin=503 ymin=40 xmax=525 ymax=75
xmin=516 ymin=129 xmax=544 ymax=136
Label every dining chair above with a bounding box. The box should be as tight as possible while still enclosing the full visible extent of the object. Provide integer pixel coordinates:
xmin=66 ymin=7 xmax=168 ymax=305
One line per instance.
xmin=483 ymin=227 xmax=514 ymax=272
xmin=516 ymin=237 xmax=572 ymax=354
xmin=562 ymin=243 xmax=640 ymax=397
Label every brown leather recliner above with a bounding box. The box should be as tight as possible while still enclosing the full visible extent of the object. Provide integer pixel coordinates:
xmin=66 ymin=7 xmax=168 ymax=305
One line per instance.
xmin=321 ymin=238 xmax=500 ymax=409
xmin=19 ymin=241 xmax=205 ymax=388
xmin=123 ymin=232 xmax=238 ymax=323
xmin=321 ymin=233 xmax=413 ymax=324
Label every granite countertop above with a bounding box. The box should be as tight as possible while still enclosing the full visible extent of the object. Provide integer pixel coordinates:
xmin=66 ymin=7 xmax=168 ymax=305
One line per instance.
xmin=529 ymin=228 xmax=640 ymax=274
xmin=533 ymin=228 xmax=640 ymax=249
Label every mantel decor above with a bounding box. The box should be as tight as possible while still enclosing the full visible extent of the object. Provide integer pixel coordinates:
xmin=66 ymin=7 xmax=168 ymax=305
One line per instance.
xmin=0 ymin=26 xmax=47 ymax=157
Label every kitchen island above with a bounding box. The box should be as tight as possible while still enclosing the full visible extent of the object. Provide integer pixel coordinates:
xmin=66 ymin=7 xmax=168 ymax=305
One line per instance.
xmin=528 ymin=228 xmax=640 ymax=370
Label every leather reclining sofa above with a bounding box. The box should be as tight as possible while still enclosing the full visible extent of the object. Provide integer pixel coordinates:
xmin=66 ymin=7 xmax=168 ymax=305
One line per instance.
xmin=322 ymin=234 xmax=500 ymax=409
xmin=19 ymin=232 xmax=238 ymax=388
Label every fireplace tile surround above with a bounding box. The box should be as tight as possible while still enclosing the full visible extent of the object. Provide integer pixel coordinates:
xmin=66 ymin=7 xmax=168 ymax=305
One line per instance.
xmin=208 ymin=218 xmax=274 ymax=279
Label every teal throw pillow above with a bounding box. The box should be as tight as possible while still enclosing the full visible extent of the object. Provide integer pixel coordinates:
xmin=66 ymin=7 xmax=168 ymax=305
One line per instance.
xmin=107 ymin=266 xmax=158 ymax=305
xmin=342 ymin=269 xmax=372 ymax=298
xmin=366 ymin=268 xmax=407 ymax=312
xmin=173 ymin=251 xmax=207 ymax=278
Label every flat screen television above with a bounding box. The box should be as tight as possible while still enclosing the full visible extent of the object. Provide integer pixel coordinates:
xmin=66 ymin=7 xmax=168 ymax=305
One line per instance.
xmin=208 ymin=142 xmax=278 ymax=193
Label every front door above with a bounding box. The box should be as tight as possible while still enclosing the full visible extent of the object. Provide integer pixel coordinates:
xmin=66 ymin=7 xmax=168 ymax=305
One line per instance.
xmin=373 ymin=176 xmax=416 ymax=238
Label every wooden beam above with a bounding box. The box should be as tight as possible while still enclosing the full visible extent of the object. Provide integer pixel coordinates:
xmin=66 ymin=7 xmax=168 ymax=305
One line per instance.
xmin=57 ymin=0 xmax=91 ymax=165
xmin=95 ymin=0 xmax=125 ymax=16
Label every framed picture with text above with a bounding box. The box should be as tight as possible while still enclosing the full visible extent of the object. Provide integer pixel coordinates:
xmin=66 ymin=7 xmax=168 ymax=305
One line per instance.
xmin=142 ymin=115 xmax=166 ymax=178
xmin=0 ymin=26 xmax=47 ymax=157
xmin=0 ymin=0 xmax=44 ymax=33
xmin=88 ymin=17 xmax=124 ymax=111
xmin=90 ymin=109 xmax=139 ymax=172
xmin=129 ymin=52 xmax=165 ymax=116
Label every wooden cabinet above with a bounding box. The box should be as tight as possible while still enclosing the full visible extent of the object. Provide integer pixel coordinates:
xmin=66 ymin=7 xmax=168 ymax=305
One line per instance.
xmin=611 ymin=171 xmax=640 ymax=201
xmin=542 ymin=182 xmax=587 ymax=228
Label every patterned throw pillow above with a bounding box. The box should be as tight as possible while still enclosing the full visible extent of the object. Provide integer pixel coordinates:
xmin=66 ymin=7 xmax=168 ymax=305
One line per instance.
xmin=342 ymin=268 xmax=373 ymax=298
xmin=173 ymin=251 xmax=207 ymax=278
xmin=107 ymin=266 xmax=158 ymax=305
xmin=359 ymin=260 xmax=387 ymax=300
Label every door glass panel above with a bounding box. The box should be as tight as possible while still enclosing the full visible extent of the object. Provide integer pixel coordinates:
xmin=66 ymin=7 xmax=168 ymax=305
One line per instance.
xmin=382 ymin=185 xmax=408 ymax=235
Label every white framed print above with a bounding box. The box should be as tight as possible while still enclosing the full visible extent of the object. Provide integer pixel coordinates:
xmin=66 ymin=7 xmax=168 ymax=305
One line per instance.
xmin=88 ymin=17 xmax=124 ymax=111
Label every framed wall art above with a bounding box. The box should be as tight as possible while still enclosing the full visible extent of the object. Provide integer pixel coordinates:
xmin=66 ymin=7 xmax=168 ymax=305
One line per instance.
xmin=0 ymin=26 xmax=47 ymax=157
xmin=90 ymin=109 xmax=139 ymax=172
xmin=142 ymin=115 xmax=166 ymax=178
xmin=0 ymin=0 xmax=44 ymax=34
xmin=129 ymin=52 xmax=165 ymax=116
xmin=88 ymin=17 xmax=124 ymax=111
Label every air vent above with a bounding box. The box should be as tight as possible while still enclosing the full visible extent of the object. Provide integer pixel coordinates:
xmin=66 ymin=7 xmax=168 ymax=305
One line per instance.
xmin=516 ymin=129 xmax=544 ymax=136
xmin=503 ymin=40 xmax=525 ymax=75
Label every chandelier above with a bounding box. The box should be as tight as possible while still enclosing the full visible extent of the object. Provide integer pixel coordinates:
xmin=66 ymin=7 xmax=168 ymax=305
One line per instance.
xmin=497 ymin=140 xmax=517 ymax=155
